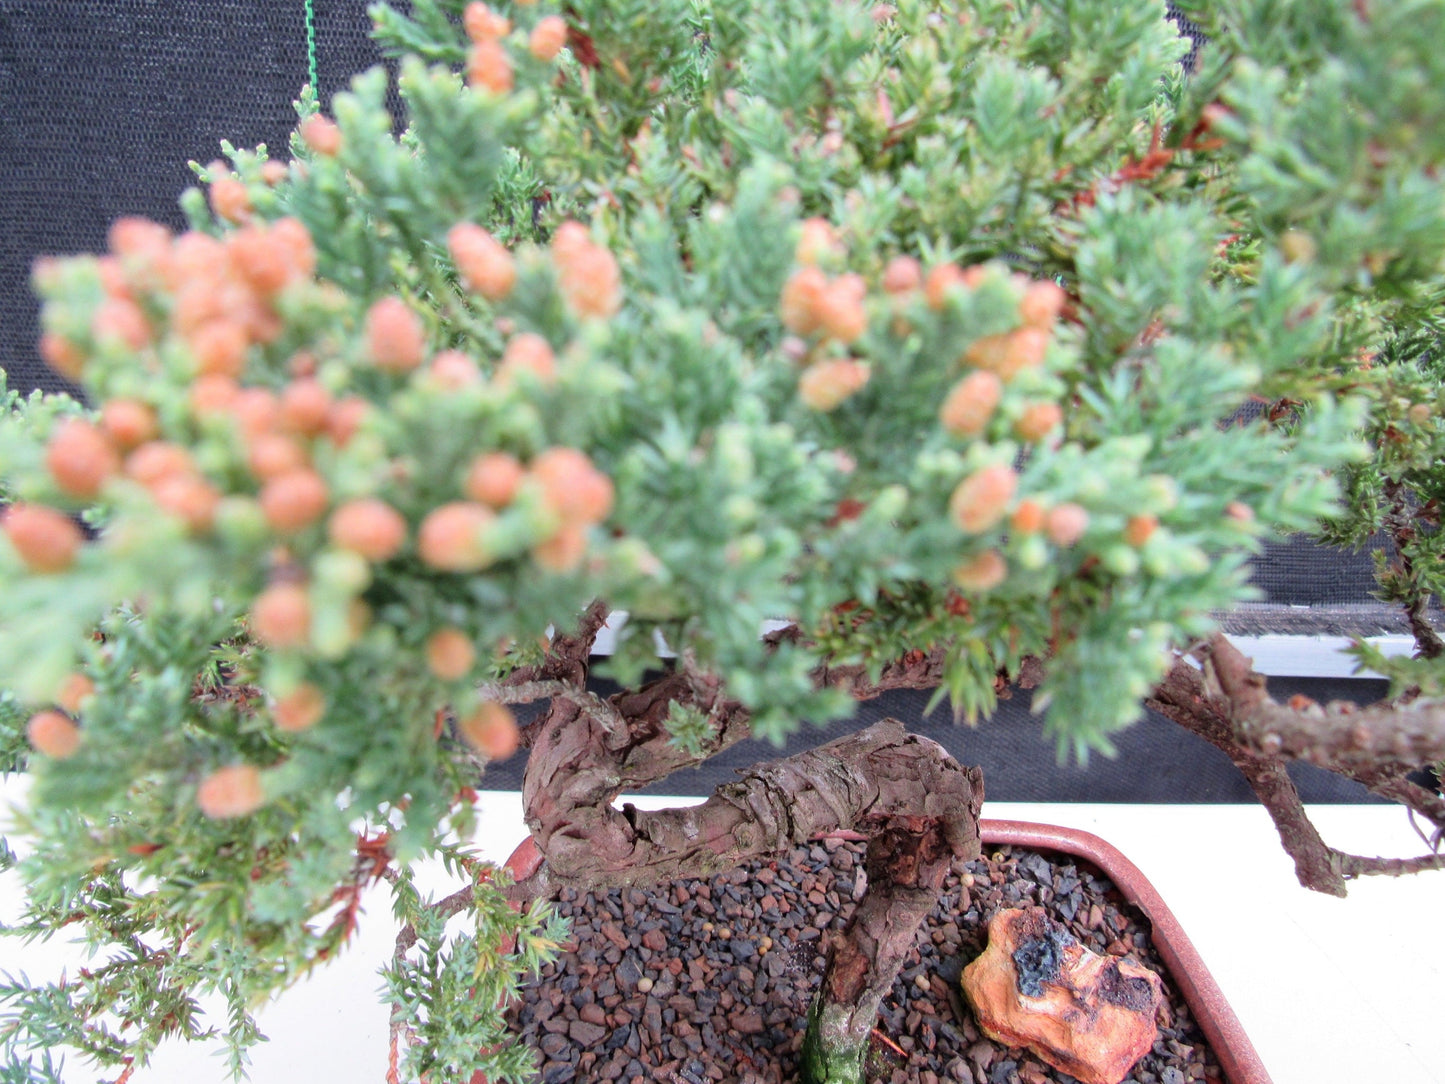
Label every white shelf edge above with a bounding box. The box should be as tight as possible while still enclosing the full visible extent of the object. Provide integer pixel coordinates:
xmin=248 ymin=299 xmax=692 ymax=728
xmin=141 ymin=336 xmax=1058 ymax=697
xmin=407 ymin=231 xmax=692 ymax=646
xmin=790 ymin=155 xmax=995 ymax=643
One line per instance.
xmin=1224 ymin=633 xmax=1414 ymax=680
xmin=588 ymin=612 xmax=1410 ymax=680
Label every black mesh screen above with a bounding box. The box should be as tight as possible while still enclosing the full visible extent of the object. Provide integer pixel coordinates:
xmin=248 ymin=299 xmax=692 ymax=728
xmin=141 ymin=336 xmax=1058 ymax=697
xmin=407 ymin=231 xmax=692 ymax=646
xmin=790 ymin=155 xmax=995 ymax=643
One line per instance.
xmin=474 ymin=673 xmax=1390 ymax=802
xmin=1169 ymin=3 xmax=1207 ymax=71
xmin=0 ymin=0 xmax=395 ymax=399
xmin=0 ymin=2 xmax=1410 ymax=645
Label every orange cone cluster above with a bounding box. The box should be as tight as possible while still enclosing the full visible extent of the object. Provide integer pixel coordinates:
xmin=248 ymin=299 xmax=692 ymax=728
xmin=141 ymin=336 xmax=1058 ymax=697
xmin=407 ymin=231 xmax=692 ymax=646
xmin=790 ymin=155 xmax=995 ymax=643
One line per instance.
xmin=299 ymin=114 xmax=343 ymax=157
xmin=940 ymin=370 xmax=1004 ymax=437
xmin=465 ymin=4 xmax=515 ymax=93
xmin=781 ymin=266 xmax=869 ymax=344
xmin=328 ymin=498 xmax=408 ymax=562
xmin=779 ymin=223 xmax=1071 ymax=433
xmin=273 ymin=683 xmax=327 ymax=732
xmin=928 ymin=267 xmax=1073 ymax=596
xmin=26 ymin=708 xmax=82 ymax=759
xmin=552 ymin=222 xmax=623 ymax=319
xmin=12 ymin=70 xmax=658 ymax=825
xmin=2 ymin=503 xmax=84 ymax=573
xmin=458 ymin=701 xmax=520 ymax=760
xmin=775 ymin=237 xmax=1077 ymax=597
xmin=799 ymin=357 xmax=871 ymax=412
xmin=40 ymin=209 xmax=316 ymax=399
xmin=449 ymin=223 xmax=517 ymax=301
xmin=950 ymin=463 xmax=1019 ymax=534
xmin=780 ymin=226 xmax=879 ymax=413
xmin=365 ymin=296 xmax=427 ymax=373
xmin=528 ymin=16 xmax=568 ymax=62
xmin=196 ymin=763 xmax=265 ymax=819
xmin=26 ymin=209 xmax=620 ymax=698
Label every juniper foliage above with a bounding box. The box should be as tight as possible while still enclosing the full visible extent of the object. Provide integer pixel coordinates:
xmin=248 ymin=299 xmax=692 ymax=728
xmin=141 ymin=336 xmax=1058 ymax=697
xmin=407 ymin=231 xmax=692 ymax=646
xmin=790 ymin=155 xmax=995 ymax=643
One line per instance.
xmin=1 ymin=0 xmax=1443 ymax=1079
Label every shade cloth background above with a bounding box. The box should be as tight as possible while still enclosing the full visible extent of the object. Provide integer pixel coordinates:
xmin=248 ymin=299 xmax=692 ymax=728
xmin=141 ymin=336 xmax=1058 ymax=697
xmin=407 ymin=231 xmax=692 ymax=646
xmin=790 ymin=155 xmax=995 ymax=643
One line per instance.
xmin=485 ymin=672 xmax=1389 ymax=801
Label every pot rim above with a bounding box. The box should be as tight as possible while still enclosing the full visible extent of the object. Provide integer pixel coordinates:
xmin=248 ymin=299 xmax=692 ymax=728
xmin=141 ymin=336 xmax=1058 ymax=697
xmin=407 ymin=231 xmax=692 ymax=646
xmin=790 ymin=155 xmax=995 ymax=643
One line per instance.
xmin=980 ymin=819 xmax=1272 ymax=1084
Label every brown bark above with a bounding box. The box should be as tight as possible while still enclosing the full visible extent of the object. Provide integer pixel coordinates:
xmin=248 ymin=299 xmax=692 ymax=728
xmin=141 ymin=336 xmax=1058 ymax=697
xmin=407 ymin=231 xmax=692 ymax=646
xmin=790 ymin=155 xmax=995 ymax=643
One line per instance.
xmin=493 ymin=601 xmax=620 ymax=746
xmin=1147 ymin=649 xmax=1353 ymax=895
xmin=508 ymin=607 xmax=985 ymax=897
xmin=1192 ymin=630 xmax=1445 ymax=773
xmin=823 ymin=819 xmax=980 ymax=1016
xmin=505 ymin=605 xmax=1443 ymax=904
xmin=809 ymin=641 xmax=954 ymax=698
xmin=1232 ymin=693 xmax=1445 ymax=775
xmin=521 ymin=714 xmax=980 ymax=894
xmin=506 ymin=612 xmax=986 ymax=1077
xmin=1382 ymin=477 xmax=1445 ymax=661
xmin=1149 ymin=635 xmax=1445 ymax=895
xmin=1371 ymin=775 xmax=1445 ymax=832
xmin=1197 ymin=636 xmax=1445 ymax=820
xmin=802 ymin=808 xmax=982 ymax=1084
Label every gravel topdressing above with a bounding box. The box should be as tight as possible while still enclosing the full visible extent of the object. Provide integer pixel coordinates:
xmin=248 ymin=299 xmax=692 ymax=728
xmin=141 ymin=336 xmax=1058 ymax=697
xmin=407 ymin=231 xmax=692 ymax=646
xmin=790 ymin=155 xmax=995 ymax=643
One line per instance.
xmin=507 ymin=839 xmax=1225 ymax=1083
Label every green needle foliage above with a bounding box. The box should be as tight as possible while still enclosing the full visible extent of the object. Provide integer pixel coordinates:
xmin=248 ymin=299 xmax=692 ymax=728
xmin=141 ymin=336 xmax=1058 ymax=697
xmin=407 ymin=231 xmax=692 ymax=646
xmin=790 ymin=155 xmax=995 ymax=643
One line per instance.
xmin=2 ymin=0 xmax=1443 ymax=1078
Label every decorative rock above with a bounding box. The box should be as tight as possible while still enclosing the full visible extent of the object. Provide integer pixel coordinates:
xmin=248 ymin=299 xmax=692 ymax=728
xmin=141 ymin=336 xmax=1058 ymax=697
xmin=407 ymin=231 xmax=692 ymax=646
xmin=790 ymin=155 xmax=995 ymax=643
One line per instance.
xmin=960 ymin=907 xmax=1163 ymax=1084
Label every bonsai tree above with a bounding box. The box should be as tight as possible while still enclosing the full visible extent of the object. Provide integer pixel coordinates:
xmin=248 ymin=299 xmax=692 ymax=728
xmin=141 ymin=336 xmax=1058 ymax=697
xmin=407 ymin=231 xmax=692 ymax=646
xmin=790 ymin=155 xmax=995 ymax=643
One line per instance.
xmin=2 ymin=0 xmax=1443 ymax=1080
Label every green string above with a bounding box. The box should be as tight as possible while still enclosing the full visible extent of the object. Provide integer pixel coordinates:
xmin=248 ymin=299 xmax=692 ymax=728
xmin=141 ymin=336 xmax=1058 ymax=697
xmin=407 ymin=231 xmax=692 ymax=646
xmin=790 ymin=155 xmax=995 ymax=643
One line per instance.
xmin=304 ymin=0 xmax=319 ymax=94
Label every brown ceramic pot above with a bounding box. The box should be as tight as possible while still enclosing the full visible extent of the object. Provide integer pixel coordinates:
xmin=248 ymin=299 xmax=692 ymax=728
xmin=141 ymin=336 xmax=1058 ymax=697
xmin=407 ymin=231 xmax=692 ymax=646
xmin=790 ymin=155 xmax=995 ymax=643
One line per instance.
xmin=502 ymin=820 xmax=1273 ymax=1084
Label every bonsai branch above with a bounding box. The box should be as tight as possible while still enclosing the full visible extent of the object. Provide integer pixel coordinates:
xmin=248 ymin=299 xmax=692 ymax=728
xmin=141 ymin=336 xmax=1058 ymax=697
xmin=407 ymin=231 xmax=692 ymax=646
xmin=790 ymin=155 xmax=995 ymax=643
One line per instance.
xmin=506 ymin=615 xmax=963 ymax=871
xmin=503 ymin=600 xmax=612 ymax=688
xmin=1202 ymin=634 xmax=1445 ymax=773
xmin=501 ymin=607 xmax=1031 ymax=908
xmin=1407 ymin=806 xmax=1445 ymax=852
xmin=481 ymin=602 xmax=629 ymax=743
xmin=811 ymin=642 xmax=957 ymax=699
xmin=512 ymin=639 xmax=985 ymax=1082
xmin=1149 ymin=635 xmax=1445 ymax=895
xmin=1374 ymin=776 xmax=1445 ymax=834
xmin=480 ymin=678 xmax=627 ymax=740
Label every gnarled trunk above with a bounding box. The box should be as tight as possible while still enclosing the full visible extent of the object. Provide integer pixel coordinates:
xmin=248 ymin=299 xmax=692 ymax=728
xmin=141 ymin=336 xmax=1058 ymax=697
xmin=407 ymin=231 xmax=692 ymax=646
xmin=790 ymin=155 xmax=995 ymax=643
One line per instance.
xmin=515 ymin=667 xmax=983 ymax=1080
xmin=520 ymin=707 xmax=980 ymax=892
xmin=503 ymin=612 xmax=984 ymax=1076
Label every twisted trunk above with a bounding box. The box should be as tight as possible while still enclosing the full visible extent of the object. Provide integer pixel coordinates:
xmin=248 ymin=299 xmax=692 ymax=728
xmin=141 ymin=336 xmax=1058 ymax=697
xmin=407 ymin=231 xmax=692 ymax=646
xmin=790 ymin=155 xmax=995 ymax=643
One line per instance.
xmin=522 ymin=706 xmax=984 ymax=1081
xmin=521 ymin=710 xmax=980 ymax=891
xmin=510 ymin=616 xmax=969 ymax=898
xmin=513 ymin=629 xmax=984 ymax=1079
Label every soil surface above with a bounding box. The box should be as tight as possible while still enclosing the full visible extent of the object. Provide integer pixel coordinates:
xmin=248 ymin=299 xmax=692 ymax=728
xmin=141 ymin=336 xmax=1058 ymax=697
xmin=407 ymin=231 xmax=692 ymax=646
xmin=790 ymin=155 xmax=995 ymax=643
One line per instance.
xmin=507 ymin=840 xmax=1224 ymax=1084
